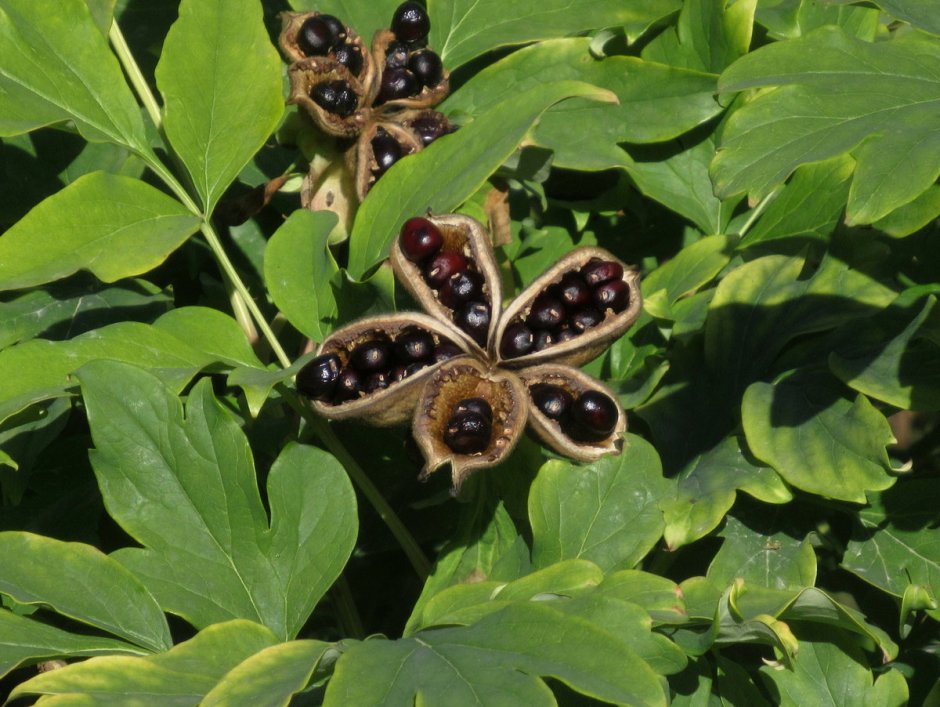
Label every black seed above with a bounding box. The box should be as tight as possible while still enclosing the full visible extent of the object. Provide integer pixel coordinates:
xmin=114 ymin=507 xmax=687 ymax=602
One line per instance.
xmin=333 ymin=42 xmax=363 ymax=75
xmin=533 ymin=329 xmax=555 ymax=351
xmin=399 ymin=217 xmax=443 ymax=262
xmin=433 ymin=341 xmax=463 ymax=362
xmin=444 ymin=410 xmax=491 ymax=454
xmin=531 ymin=384 xmax=572 ymax=422
xmin=298 ymin=15 xmax=342 ymax=56
xmin=371 ymin=128 xmax=403 ymax=177
xmin=526 ymin=292 xmax=565 ymax=330
xmin=310 ymin=80 xmax=357 ymax=117
xmin=454 ymin=301 xmax=490 ymax=345
xmin=593 ymin=280 xmax=629 ymax=313
xmin=453 ymin=397 xmax=492 ymax=423
xmin=395 ymin=328 xmax=435 ymax=362
xmin=365 ymin=371 xmax=390 ymax=393
xmin=500 ymin=322 xmax=534 ymax=358
xmin=295 ymin=353 xmax=341 ymax=400
xmin=440 ymin=270 xmax=484 ymax=309
xmin=391 ymin=1 xmax=431 ymax=44
xmin=571 ymin=306 xmax=604 ymax=332
xmin=424 ymin=251 xmax=468 ymax=289
xmin=571 ymin=390 xmax=619 ymax=441
xmin=556 ymin=272 xmax=592 ymax=309
xmin=408 ymin=49 xmax=443 ymax=87
xmin=581 ymin=258 xmax=624 ymax=288
xmin=554 ymin=324 xmax=578 ymax=343
xmin=385 ymin=40 xmax=409 ymax=69
xmin=409 ymin=112 xmax=449 ymax=146
xmin=377 ymin=67 xmax=419 ymax=104
xmin=349 ymin=339 xmax=392 ymax=373
xmin=334 ymin=368 xmax=362 ymax=402
xmin=390 ymin=364 xmax=408 ymax=383
xmin=319 ymin=15 xmax=346 ymax=43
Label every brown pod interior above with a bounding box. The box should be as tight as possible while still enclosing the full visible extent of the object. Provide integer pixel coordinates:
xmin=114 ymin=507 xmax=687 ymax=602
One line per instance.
xmin=287 ymin=57 xmax=371 ymax=138
xmin=520 ymin=364 xmax=626 ymax=462
xmin=413 ymin=358 xmax=527 ymax=494
xmin=495 ymin=247 xmax=643 ymax=369
xmin=351 ymin=121 xmax=423 ymax=201
xmin=310 ymin=313 xmax=469 ymax=426
xmin=369 ymin=29 xmax=450 ymax=111
xmin=390 ymin=214 xmax=503 ymax=355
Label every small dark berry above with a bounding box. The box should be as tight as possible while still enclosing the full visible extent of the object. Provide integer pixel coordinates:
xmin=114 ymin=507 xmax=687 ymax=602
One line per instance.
xmin=295 ymin=353 xmax=341 ymax=400
xmin=365 ymin=371 xmax=390 ymax=393
xmin=433 ymin=341 xmax=463 ymax=362
xmin=581 ymin=259 xmax=624 ymax=288
xmin=571 ymin=390 xmax=619 ymax=441
xmin=444 ymin=411 xmax=491 ymax=454
xmin=439 ymin=270 xmax=484 ymax=309
xmin=531 ymin=384 xmax=572 ymax=422
xmin=593 ymin=280 xmax=629 ymax=313
xmin=571 ymin=306 xmax=604 ymax=332
xmin=399 ymin=217 xmax=443 ymax=262
xmin=455 ymin=301 xmax=490 ymax=345
xmin=310 ymin=81 xmax=357 ymax=117
xmin=298 ymin=15 xmax=342 ymax=56
xmin=424 ymin=251 xmax=468 ymax=289
xmin=408 ymin=49 xmax=443 ymax=87
xmin=371 ymin=128 xmax=403 ymax=177
xmin=334 ymin=368 xmax=362 ymax=402
xmin=556 ymin=272 xmax=592 ymax=309
xmin=391 ymin=1 xmax=431 ymax=44
xmin=319 ymin=15 xmax=346 ymax=43
xmin=500 ymin=322 xmax=534 ymax=358
xmin=409 ymin=113 xmax=449 ymax=146
xmin=390 ymin=364 xmax=408 ymax=383
xmin=453 ymin=397 xmax=492 ymax=423
xmin=533 ymin=329 xmax=555 ymax=351
xmin=555 ymin=325 xmax=578 ymax=343
xmin=349 ymin=339 xmax=392 ymax=373
xmin=395 ymin=328 xmax=435 ymax=362
xmin=526 ymin=292 xmax=565 ymax=330
xmin=385 ymin=40 xmax=409 ymax=69
xmin=376 ymin=67 xmax=419 ymax=104
xmin=333 ymin=42 xmax=363 ymax=75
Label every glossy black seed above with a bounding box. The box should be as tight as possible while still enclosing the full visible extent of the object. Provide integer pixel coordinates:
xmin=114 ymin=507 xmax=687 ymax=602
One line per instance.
xmin=443 ymin=410 xmax=491 ymax=454
xmin=409 ymin=113 xmax=449 ymax=146
xmin=556 ymin=272 xmax=592 ymax=309
xmin=531 ymin=384 xmax=572 ymax=422
xmin=333 ymin=42 xmax=363 ymax=75
xmin=593 ymin=280 xmax=629 ymax=313
xmin=408 ymin=49 xmax=443 ymax=87
xmin=455 ymin=301 xmax=490 ymax=345
xmin=500 ymin=322 xmax=534 ymax=358
xmin=453 ymin=397 xmax=492 ymax=423
xmin=571 ymin=390 xmax=619 ymax=441
xmin=526 ymin=292 xmax=565 ymax=330
xmin=581 ymin=258 xmax=624 ymax=287
xmin=349 ymin=339 xmax=392 ymax=373
xmin=433 ymin=341 xmax=463 ymax=362
xmin=533 ymin=329 xmax=555 ymax=351
xmin=376 ymin=67 xmax=419 ymax=104
xmin=298 ymin=15 xmax=342 ymax=56
xmin=554 ymin=324 xmax=578 ymax=343
xmin=440 ymin=270 xmax=484 ymax=309
xmin=399 ymin=217 xmax=443 ymax=262
xmin=571 ymin=306 xmax=604 ymax=332
xmin=395 ymin=328 xmax=435 ymax=362
xmin=334 ymin=368 xmax=362 ymax=402
xmin=295 ymin=353 xmax=341 ymax=400
xmin=390 ymin=364 xmax=408 ymax=383
xmin=365 ymin=371 xmax=390 ymax=393
xmin=371 ymin=128 xmax=403 ymax=178
xmin=391 ymin=1 xmax=431 ymax=44
xmin=310 ymin=81 xmax=357 ymax=117
xmin=424 ymin=251 xmax=468 ymax=289
xmin=385 ymin=40 xmax=409 ymax=69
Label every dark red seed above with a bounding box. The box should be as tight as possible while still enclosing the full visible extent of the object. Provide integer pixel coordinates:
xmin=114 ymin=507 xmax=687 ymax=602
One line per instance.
xmin=424 ymin=251 xmax=468 ymax=289
xmin=556 ymin=272 xmax=592 ymax=309
xmin=365 ymin=371 xmax=390 ymax=393
xmin=453 ymin=397 xmax=492 ymax=423
xmin=531 ymin=384 xmax=572 ymax=421
xmin=526 ymin=292 xmax=565 ymax=330
xmin=533 ymin=329 xmax=555 ymax=351
xmin=500 ymin=322 xmax=534 ymax=358
xmin=376 ymin=67 xmax=419 ymax=104
xmin=349 ymin=339 xmax=392 ymax=373
xmin=391 ymin=1 xmax=431 ymax=44
xmin=440 ymin=270 xmax=484 ymax=309
xmin=399 ymin=217 xmax=443 ymax=262
xmin=371 ymin=128 xmax=403 ymax=177
xmin=395 ymin=328 xmax=435 ymax=362
xmin=571 ymin=306 xmax=604 ymax=332
xmin=593 ymin=280 xmax=629 ymax=313
xmin=333 ymin=42 xmax=363 ymax=75
xmin=444 ymin=410 xmax=491 ymax=454
xmin=433 ymin=341 xmax=463 ymax=362
xmin=298 ymin=15 xmax=342 ymax=56
xmin=571 ymin=390 xmax=619 ymax=441
xmin=296 ymin=353 xmax=341 ymax=400
xmin=408 ymin=49 xmax=442 ymax=87
xmin=455 ymin=301 xmax=490 ymax=345
xmin=409 ymin=112 xmax=449 ymax=146
xmin=334 ymin=368 xmax=362 ymax=402
xmin=581 ymin=259 xmax=624 ymax=288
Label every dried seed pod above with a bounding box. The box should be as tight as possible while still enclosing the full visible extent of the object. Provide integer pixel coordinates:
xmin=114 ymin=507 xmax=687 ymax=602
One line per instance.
xmin=288 ymin=57 xmax=372 ymax=138
xmin=495 ymin=248 xmax=642 ymax=369
xmin=369 ymin=29 xmax=450 ymax=110
xmin=390 ymin=213 xmax=503 ymax=355
xmin=310 ymin=313 xmax=470 ymax=426
xmin=413 ymin=357 xmax=527 ymax=493
xmin=520 ymin=364 xmax=626 ymax=461
xmin=350 ymin=121 xmax=423 ymax=200
xmin=399 ymin=109 xmax=454 ymax=147
xmin=280 ymin=12 xmax=368 ymax=69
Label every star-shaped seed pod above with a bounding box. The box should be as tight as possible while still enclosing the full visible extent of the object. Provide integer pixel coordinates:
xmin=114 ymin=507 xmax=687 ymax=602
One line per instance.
xmin=296 ymin=213 xmax=642 ymax=494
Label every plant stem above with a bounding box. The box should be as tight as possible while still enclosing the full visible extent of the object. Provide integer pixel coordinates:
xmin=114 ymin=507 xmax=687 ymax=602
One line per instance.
xmin=737 ymin=186 xmax=783 ymax=239
xmin=331 ymin=574 xmax=365 ymax=639
xmin=109 ymin=22 xmax=163 ymax=132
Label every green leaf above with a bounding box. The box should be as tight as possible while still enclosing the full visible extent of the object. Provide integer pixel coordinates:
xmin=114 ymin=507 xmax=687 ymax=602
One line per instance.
xmin=529 ymin=434 xmax=674 ymax=572
xmin=843 ymin=478 xmax=940 ymax=622
xmin=201 ymin=640 xmax=330 ymax=707
xmin=597 ymin=570 xmax=688 ymax=625
xmin=264 ymin=210 xmax=340 ymax=341
xmin=325 ymin=603 xmax=667 ymax=706
xmin=755 ymin=0 xmax=880 ymax=41
xmin=742 ymin=372 xmax=897 ymax=503
xmin=153 ymin=307 xmax=263 ymax=370
xmin=739 ymin=155 xmax=855 ymax=248
xmin=643 ymin=235 xmax=735 ymax=320
xmin=900 ymin=583 xmax=937 ymax=638
xmin=443 ymin=38 xmax=722 ymax=171
xmin=156 ymin=0 xmax=284 ymax=214
xmin=872 ymin=184 xmax=940 ymax=237
xmin=0 ymin=532 xmax=170 ymax=652
xmin=78 ymin=361 xmax=358 ymax=640
xmin=0 ymin=609 xmax=144 ymax=680
xmin=0 ymin=172 xmax=199 ymax=290
xmin=713 ymin=27 xmax=940 ymax=225
xmin=288 ymin=0 xmax=401 ymax=45
xmin=827 ymin=0 xmax=940 ymax=35
xmin=431 ymin=0 xmax=681 ymax=68
xmin=10 ymin=619 xmax=279 ymax=706
xmin=227 ymin=352 xmax=318 ymax=418
xmin=0 ymin=0 xmax=150 ymax=154
xmin=85 ymin=0 xmax=115 ymax=34
xmin=347 ymin=80 xmax=615 ymax=278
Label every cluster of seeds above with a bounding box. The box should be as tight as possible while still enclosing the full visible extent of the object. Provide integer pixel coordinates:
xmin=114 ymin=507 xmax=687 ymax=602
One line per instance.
xmin=501 ymin=259 xmax=631 ymax=358
xmin=376 ymin=2 xmax=443 ymax=104
xmin=443 ymin=398 xmax=493 ymax=454
xmin=294 ymin=14 xmax=364 ymax=118
xmin=530 ymin=384 xmax=619 ymax=442
xmin=296 ymin=327 xmax=462 ymax=405
xmin=399 ymin=217 xmax=491 ymax=346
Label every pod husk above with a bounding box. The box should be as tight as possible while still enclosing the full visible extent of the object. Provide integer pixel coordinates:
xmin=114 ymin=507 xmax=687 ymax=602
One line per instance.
xmin=300 ymin=158 xmax=358 ymax=231
xmin=390 ymin=213 xmax=503 ymax=356
xmin=494 ymin=248 xmax=643 ymax=369
xmin=288 ymin=57 xmax=372 ymax=138
xmin=413 ymin=357 xmax=527 ymax=494
xmin=279 ymin=12 xmax=373 ymax=80
xmin=370 ymin=30 xmax=450 ymax=111
xmin=310 ymin=313 xmax=470 ymax=426
xmin=350 ymin=121 xmax=423 ymax=201
xmin=519 ymin=364 xmax=626 ymax=461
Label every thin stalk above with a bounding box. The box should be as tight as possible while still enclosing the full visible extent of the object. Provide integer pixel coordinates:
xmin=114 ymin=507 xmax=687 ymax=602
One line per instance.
xmin=737 ymin=186 xmax=783 ymax=240
xmin=109 ymin=22 xmax=163 ymax=132
xmin=331 ymin=574 xmax=365 ymax=639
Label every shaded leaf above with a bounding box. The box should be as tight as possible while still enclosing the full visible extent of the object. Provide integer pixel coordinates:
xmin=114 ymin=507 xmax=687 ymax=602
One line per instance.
xmin=827 ymin=0 xmax=940 ymax=36
xmin=872 ymin=184 xmax=940 ymax=238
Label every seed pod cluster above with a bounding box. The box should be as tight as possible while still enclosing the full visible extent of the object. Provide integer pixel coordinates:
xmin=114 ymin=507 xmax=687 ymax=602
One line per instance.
xmin=297 ymin=213 xmax=642 ymax=493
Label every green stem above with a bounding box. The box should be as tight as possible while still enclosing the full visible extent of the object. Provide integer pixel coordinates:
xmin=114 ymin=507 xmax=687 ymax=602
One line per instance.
xmin=331 ymin=574 xmax=365 ymax=639
xmin=109 ymin=22 xmax=163 ymax=132
xmin=737 ymin=186 xmax=783 ymax=240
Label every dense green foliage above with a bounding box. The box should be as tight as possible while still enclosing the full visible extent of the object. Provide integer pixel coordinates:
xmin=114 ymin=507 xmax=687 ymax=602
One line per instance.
xmin=0 ymin=0 xmax=938 ymax=703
